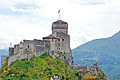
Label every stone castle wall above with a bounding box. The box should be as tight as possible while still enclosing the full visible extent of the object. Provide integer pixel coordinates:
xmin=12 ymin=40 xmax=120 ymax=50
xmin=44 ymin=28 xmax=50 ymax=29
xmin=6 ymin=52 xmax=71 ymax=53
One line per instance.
xmin=52 ymin=23 xmax=68 ymax=34
xmin=8 ymin=39 xmax=51 ymax=66
xmin=8 ymin=53 xmax=33 ymax=66
xmin=52 ymin=28 xmax=68 ymax=35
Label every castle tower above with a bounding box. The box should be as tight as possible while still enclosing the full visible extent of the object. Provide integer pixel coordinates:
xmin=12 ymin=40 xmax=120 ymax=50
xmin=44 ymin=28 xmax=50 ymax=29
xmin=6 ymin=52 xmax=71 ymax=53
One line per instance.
xmin=52 ymin=20 xmax=68 ymax=34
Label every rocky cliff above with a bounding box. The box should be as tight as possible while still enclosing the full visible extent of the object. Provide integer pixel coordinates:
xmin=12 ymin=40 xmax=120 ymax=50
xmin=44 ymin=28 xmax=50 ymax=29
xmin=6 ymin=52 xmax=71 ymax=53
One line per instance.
xmin=0 ymin=53 xmax=108 ymax=80
xmin=72 ymin=63 xmax=106 ymax=77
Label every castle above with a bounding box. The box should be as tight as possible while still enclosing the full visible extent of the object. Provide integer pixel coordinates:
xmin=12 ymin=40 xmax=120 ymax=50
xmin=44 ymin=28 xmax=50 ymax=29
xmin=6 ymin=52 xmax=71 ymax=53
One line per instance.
xmin=1 ymin=20 xmax=106 ymax=78
xmin=9 ymin=20 xmax=74 ymax=66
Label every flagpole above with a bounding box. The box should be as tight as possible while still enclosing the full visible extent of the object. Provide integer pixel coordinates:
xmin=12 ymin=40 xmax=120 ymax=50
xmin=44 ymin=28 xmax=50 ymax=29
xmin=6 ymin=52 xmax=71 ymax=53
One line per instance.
xmin=58 ymin=9 xmax=60 ymax=20
xmin=59 ymin=13 xmax=60 ymax=20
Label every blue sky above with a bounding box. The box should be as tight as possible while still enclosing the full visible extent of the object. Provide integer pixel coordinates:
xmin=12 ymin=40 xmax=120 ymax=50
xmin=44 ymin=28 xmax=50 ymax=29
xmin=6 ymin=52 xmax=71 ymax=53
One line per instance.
xmin=0 ymin=0 xmax=120 ymax=49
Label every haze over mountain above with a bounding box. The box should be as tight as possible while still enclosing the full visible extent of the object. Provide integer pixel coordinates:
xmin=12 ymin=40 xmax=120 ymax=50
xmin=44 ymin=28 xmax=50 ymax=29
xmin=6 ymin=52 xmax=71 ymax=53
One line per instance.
xmin=72 ymin=31 xmax=120 ymax=79
xmin=0 ymin=49 xmax=8 ymax=67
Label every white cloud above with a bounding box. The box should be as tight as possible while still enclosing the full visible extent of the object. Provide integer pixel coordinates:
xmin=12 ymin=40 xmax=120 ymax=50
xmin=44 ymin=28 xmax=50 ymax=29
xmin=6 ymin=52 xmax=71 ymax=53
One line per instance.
xmin=68 ymin=0 xmax=111 ymax=5
xmin=0 ymin=0 xmax=120 ymax=49
xmin=10 ymin=0 xmax=41 ymax=13
xmin=0 ymin=0 xmax=44 ymax=15
xmin=0 ymin=32 xmax=15 ymax=49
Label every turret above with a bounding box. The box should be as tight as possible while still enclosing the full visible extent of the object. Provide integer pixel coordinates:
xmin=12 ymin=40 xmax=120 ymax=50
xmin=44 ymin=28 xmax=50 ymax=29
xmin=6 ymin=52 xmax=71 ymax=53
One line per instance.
xmin=52 ymin=20 xmax=68 ymax=34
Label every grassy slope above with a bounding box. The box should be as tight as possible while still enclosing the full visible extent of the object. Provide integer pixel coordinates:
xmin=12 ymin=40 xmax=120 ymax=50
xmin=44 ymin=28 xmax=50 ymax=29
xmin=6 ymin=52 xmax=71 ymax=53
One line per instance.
xmin=0 ymin=53 xmax=108 ymax=80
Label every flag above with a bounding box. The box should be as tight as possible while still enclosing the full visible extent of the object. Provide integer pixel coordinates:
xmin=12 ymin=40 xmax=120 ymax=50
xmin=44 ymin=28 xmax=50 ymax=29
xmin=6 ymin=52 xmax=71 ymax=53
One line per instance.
xmin=58 ymin=9 xmax=60 ymax=13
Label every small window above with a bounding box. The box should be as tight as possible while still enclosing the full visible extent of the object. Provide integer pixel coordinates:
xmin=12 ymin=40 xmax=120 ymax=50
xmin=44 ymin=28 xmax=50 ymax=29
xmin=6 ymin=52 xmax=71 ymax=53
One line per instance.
xmin=62 ymin=39 xmax=64 ymax=42
xmin=57 ymin=47 xmax=60 ymax=50
xmin=28 ymin=45 xmax=29 ymax=48
xmin=58 ymin=43 xmax=60 ymax=47
xmin=20 ymin=47 xmax=23 ymax=49
xmin=52 ymin=39 xmax=54 ymax=42
xmin=58 ymin=38 xmax=60 ymax=41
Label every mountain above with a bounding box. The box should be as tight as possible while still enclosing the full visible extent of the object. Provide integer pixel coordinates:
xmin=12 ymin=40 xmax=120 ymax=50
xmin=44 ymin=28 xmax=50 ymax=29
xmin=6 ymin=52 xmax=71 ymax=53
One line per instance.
xmin=112 ymin=74 xmax=120 ymax=80
xmin=0 ymin=53 xmax=108 ymax=80
xmin=0 ymin=49 xmax=9 ymax=68
xmin=72 ymin=31 xmax=120 ymax=79
xmin=0 ymin=49 xmax=8 ymax=55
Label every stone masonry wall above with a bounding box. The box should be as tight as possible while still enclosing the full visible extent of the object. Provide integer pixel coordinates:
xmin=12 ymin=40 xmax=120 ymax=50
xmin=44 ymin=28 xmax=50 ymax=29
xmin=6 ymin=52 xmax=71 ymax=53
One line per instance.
xmin=8 ymin=53 xmax=33 ymax=66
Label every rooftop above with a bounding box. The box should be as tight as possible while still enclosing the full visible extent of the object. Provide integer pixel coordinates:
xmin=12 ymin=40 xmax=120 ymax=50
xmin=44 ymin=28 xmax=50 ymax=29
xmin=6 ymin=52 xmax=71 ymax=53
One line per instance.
xmin=43 ymin=34 xmax=57 ymax=39
xmin=53 ymin=20 xmax=68 ymax=24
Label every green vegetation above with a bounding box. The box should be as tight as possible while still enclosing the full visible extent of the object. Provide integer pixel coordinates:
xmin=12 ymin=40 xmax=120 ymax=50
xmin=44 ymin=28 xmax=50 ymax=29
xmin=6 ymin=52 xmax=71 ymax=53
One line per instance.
xmin=0 ymin=53 xmax=108 ymax=80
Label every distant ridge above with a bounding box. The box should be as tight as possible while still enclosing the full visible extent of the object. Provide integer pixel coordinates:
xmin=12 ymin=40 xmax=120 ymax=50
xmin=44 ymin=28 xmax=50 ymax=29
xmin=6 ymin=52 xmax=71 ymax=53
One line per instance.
xmin=0 ymin=49 xmax=8 ymax=68
xmin=72 ymin=31 xmax=120 ymax=79
xmin=0 ymin=49 xmax=8 ymax=55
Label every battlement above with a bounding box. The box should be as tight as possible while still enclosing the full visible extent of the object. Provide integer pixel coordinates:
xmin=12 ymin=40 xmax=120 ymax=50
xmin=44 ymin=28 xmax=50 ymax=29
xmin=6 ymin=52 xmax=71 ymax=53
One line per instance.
xmin=52 ymin=20 xmax=68 ymax=24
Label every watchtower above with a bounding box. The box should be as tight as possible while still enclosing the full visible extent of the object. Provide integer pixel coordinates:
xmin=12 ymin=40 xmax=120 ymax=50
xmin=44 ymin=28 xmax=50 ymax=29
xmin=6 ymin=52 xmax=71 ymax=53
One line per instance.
xmin=52 ymin=20 xmax=68 ymax=34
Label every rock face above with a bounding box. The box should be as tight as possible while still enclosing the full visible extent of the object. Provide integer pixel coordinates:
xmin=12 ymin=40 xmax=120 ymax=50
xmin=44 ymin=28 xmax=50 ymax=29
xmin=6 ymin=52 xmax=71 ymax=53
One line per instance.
xmin=51 ymin=75 xmax=61 ymax=80
xmin=49 ymin=51 xmax=74 ymax=67
xmin=72 ymin=63 xmax=105 ymax=77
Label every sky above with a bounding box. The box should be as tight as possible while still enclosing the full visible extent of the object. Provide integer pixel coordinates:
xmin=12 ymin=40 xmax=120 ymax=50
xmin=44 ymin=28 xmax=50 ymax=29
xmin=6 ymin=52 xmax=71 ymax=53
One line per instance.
xmin=0 ymin=0 xmax=120 ymax=49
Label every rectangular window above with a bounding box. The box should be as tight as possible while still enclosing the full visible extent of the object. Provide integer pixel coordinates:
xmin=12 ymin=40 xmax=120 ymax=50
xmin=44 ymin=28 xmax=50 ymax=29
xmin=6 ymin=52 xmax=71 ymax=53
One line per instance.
xmin=62 ymin=39 xmax=64 ymax=42
xmin=52 ymin=39 xmax=54 ymax=42
xmin=58 ymin=43 xmax=60 ymax=47
xmin=58 ymin=38 xmax=60 ymax=42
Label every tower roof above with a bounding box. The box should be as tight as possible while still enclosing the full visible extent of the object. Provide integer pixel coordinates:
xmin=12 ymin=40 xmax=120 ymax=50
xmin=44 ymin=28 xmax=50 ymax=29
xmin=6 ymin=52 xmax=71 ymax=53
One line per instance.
xmin=20 ymin=41 xmax=23 ymax=44
xmin=53 ymin=20 xmax=68 ymax=24
xmin=43 ymin=34 xmax=57 ymax=39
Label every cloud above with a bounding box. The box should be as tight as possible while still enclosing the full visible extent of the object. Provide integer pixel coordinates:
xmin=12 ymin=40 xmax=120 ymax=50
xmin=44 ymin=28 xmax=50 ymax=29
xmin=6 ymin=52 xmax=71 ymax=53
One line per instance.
xmin=0 ymin=0 xmax=43 ymax=15
xmin=0 ymin=32 xmax=15 ymax=49
xmin=10 ymin=0 xmax=41 ymax=13
xmin=0 ymin=13 xmax=51 ymax=49
xmin=68 ymin=0 xmax=111 ymax=5
xmin=0 ymin=0 xmax=120 ymax=49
